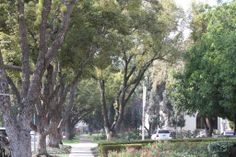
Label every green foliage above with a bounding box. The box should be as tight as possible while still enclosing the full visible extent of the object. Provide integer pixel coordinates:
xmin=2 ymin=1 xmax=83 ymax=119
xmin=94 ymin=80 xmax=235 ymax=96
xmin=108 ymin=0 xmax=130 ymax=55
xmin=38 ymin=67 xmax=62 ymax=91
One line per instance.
xmin=102 ymin=139 xmax=236 ymax=157
xmin=77 ymin=79 xmax=104 ymax=130
xmin=170 ymin=1 xmax=236 ymax=121
xmin=63 ymin=134 xmax=80 ymax=144
xmin=208 ymin=141 xmax=236 ymax=157
xmin=117 ymin=130 xmax=141 ymax=141
xmin=91 ymin=133 xmax=107 ymax=142
xmin=99 ymin=143 xmax=142 ymax=157
xmin=103 ymin=141 xmax=212 ymax=157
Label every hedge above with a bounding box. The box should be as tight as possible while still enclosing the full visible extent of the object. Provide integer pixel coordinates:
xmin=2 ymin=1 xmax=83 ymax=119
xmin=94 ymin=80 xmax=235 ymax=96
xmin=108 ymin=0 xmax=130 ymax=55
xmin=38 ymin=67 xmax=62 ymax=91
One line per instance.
xmin=208 ymin=141 xmax=236 ymax=157
xmin=98 ymin=137 xmax=236 ymax=157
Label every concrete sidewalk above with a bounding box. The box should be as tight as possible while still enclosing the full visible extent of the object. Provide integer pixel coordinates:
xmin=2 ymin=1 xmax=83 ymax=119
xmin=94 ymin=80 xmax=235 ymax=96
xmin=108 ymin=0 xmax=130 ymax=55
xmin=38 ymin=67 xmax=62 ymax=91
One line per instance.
xmin=68 ymin=134 xmax=98 ymax=157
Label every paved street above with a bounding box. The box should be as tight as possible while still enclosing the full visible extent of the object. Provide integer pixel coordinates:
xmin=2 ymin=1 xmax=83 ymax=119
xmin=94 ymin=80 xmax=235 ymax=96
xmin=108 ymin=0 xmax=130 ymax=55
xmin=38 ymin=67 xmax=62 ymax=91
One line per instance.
xmin=68 ymin=134 xmax=98 ymax=157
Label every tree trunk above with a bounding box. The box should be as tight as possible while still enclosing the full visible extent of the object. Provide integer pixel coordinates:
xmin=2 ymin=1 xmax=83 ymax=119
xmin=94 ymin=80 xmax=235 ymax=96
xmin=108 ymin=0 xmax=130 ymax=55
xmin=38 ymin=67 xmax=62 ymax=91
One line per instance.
xmin=9 ymin=132 xmax=32 ymax=157
xmin=48 ymin=128 xmax=62 ymax=148
xmin=104 ymin=127 xmax=115 ymax=141
xmin=0 ymin=51 xmax=32 ymax=157
xmin=48 ymin=114 xmax=62 ymax=148
xmin=5 ymin=122 xmax=32 ymax=157
xmin=98 ymin=80 xmax=113 ymax=140
xmin=64 ymin=118 xmax=76 ymax=140
xmin=36 ymin=133 xmax=48 ymax=156
xmin=233 ymin=115 xmax=236 ymax=135
xmin=205 ymin=117 xmax=213 ymax=137
xmin=114 ymin=103 xmax=125 ymax=131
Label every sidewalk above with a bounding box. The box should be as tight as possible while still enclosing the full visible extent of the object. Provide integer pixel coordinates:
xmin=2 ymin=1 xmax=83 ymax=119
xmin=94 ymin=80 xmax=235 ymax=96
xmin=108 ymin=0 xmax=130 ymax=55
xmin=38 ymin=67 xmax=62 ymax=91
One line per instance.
xmin=68 ymin=134 xmax=98 ymax=157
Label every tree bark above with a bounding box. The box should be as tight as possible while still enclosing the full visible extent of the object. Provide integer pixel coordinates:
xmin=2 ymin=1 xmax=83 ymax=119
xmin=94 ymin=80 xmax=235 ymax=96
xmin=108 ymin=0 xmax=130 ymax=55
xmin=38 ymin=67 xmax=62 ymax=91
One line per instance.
xmin=8 ymin=130 xmax=32 ymax=157
xmin=98 ymin=80 xmax=113 ymax=140
xmin=48 ymin=129 xmax=62 ymax=148
xmin=64 ymin=118 xmax=75 ymax=140
xmin=4 ymin=122 xmax=32 ymax=157
xmin=36 ymin=133 xmax=48 ymax=156
xmin=0 ymin=0 xmax=77 ymax=156
xmin=48 ymin=111 xmax=62 ymax=148
xmin=63 ymin=81 xmax=78 ymax=140
xmin=0 ymin=50 xmax=32 ymax=157
xmin=233 ymin=114 xmax=236 ymax=135
xmin=205 ymin=117 xmax=213 ymax=137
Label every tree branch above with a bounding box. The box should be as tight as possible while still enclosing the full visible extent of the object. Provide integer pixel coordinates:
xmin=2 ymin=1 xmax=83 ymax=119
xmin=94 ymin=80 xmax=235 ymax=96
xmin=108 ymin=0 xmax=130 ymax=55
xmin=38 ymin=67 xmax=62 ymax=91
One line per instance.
xmin=3 ymin=64 xmax=22 ymax=72
xmin=27 ymin=0 xmax=77 ymax=113
xmin=3 ymin=64 xmax=33 ymax=74
xmin=0 ymin=50 xmax=14 ymax=124
xmin=6 ymin=76 xmax=21 ymax=105
xmin=45 ymin=0 xmax=77 ymax=66
xmin=17 ymin=0 xmax=30 ymax=98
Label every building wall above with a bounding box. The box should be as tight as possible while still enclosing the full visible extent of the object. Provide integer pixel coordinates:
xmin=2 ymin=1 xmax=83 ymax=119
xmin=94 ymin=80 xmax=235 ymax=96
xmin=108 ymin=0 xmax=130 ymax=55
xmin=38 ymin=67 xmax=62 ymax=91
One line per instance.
xmin=183 ymin=115 xmax=231 ymax=132
xmin=182 ymin=115 xmax=196 ymax=131
xmin=145 ymin=111 xmax=231 ymax=133
xmin=218 ymin=118 xmax=231 ymax=133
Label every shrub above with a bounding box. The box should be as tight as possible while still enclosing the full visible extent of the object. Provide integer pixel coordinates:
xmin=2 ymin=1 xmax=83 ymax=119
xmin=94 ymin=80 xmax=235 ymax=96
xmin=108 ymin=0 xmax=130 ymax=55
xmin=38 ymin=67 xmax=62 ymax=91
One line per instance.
xmin=91 ymin=133 xmax=107 ymax=141
xmin=99 ymin=137 xmax=236 ymax=157
xmin=99 ymin=144 xmax=142 ymax=157
xmin=208 ymin=141 xmax=236 ymax=157
xmin=107 ymin=142 xmax=210 ymax=157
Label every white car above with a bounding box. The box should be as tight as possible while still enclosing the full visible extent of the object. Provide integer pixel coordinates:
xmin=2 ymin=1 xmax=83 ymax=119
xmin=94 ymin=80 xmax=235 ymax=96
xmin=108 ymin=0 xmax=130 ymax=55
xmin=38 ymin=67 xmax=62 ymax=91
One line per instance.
xmin=223 ymin=131 xmax=234 ymax=137
xmin=151 ymin=129 xmax=172 ymax=140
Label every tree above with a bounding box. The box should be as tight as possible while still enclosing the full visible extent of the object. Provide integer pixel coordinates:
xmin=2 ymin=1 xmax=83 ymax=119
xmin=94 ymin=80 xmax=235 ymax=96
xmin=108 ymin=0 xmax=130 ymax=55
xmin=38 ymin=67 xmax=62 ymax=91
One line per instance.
xmin=0 ymin=0 xmax=77 ymax=156
xmin=63 ymin=79 xmax=101 ymax=139
xmin=145 ymin=61 xmax=185 ymax=136
xmin=92 ymin=0 xmax=183 ymax=140
xmin=171 ymin=1 xmax=236 ymax=136
xmin=46 ymin=1 xmax=97 ymax=148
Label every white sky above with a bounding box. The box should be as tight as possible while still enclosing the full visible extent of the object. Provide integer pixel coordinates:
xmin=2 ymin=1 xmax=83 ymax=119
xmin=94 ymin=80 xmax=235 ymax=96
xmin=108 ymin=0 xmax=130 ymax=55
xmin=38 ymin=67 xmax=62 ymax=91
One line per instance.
xmin=173 ymin=0 xmax=221 ymax=39
xmin=175 ymin=0 xmax=232 ymax=11
xmin=174 ymin=0 xmax=217 ymax=11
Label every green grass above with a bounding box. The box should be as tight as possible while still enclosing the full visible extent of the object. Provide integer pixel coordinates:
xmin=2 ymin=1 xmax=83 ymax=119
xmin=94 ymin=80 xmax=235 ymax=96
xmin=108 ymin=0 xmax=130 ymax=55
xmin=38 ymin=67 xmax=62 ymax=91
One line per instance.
xmin=63 ymin=134 xmax=80 ymax=144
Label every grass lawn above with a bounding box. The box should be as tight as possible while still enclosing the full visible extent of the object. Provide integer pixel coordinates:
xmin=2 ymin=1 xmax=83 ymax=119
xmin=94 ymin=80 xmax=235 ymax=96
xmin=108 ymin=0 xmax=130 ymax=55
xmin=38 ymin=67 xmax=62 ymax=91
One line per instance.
xmin=33 ymin=135 xmax=81 ymax=156
xmin=34 ymin=145 xmax=71 ymax=157
xmin=63 ymin=134 xmax=80 ymax=144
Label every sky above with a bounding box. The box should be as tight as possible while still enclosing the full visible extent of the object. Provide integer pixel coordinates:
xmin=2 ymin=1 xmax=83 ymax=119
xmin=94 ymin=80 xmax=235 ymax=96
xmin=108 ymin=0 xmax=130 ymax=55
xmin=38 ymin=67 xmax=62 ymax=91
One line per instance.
xmin=175 ymin=0 xmax=232 ymax=11
xmin=173 ymin=0 xmax=226 ymax=39
xmin=174 ymin=0 xmax=217 ymax=11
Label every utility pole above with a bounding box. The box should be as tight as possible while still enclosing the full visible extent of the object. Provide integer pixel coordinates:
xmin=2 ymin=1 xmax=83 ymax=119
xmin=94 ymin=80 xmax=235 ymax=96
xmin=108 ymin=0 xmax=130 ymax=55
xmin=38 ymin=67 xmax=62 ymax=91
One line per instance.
xmin=142 ymin=83 xmax=146 ymax=140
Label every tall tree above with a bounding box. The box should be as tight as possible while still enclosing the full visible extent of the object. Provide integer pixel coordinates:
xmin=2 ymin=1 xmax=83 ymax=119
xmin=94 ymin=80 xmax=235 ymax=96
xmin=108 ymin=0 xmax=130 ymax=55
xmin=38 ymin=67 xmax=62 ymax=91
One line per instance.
xmin=32 ymin=1 xmax=98 ymax=152
xmin=93 ymin=0 xmax=182 ymax=140
xmin=0 ymin=0 xmax=77 ymax=156
xmin=171 ymin=1 xmax=236 ymax=136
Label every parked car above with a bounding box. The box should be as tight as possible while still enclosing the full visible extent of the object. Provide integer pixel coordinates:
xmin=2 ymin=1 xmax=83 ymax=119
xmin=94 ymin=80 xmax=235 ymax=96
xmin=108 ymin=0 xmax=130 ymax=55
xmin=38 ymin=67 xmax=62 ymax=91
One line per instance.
xmin=0 ymin=127 xmax=7 ymax=138
xmin=151 ymin=129 xmax=172 ymax=140
xmin=223 ymin=131 xmax=235 ymax=137
xmin=0 ymin=127 xmax=11 ymax=157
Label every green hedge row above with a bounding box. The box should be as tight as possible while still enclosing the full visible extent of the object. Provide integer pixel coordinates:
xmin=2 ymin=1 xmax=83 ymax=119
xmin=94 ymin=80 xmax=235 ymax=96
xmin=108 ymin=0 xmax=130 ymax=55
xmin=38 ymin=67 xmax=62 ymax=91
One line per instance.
xmin=208 ymin=141 xmax=236 ymax=157
xmin=99 ymin=144 xmax=143 ymax=157
xmin=98 ymin=138 xmax=236 ymax=157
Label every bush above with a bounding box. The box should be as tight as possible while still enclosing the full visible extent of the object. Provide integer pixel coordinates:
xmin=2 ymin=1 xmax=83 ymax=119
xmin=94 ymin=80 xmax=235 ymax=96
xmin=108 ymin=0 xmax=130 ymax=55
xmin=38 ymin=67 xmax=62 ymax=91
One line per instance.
xmin=99 ymin=144 xmax=142 ymax=157
xmin=120 ymin=130 xmax=141 ymax=141
xmin=99 ymin=138 xmax=236 ymax=157
xmin=91 ymin=133 xmax=107 ymax=141
xmin=108 ymin=142 xmax=210 ymax=157
xmin=208 ymin=141 xmax=236 ymax=157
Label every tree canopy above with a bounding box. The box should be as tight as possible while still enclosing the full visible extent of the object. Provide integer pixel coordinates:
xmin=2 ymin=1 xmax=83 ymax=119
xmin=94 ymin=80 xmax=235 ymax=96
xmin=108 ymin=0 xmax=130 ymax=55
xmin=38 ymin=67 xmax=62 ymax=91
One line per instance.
xmin=171 ymin=1 xmax=236 ymax=133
